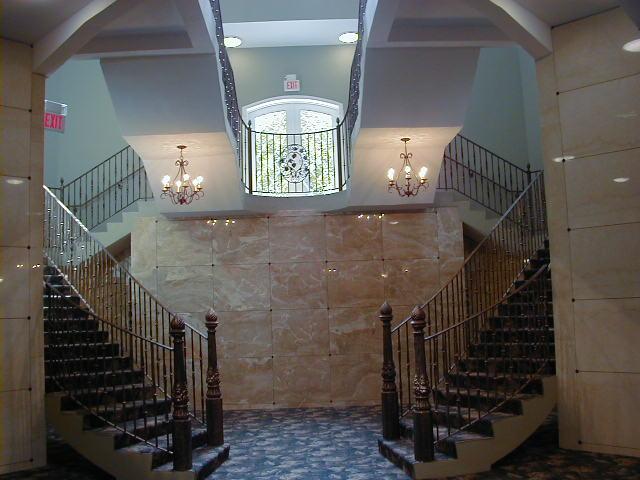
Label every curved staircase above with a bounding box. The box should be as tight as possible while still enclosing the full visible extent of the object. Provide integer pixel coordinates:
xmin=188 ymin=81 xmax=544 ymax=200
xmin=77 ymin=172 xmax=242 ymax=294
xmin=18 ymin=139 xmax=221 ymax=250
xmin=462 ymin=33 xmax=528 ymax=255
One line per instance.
xmin=43 ymin=187 xmax=229 ymax=480
xmin=378 ymin=173 xmax=555 ymax=478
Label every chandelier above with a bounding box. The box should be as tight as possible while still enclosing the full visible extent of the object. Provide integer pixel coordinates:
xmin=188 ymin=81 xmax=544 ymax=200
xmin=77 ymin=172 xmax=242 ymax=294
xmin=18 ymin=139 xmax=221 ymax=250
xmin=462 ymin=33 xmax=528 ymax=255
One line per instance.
xmin=387 ymin=137 xmax=428 ymax=197
xmin=161 ymin=145 xmax=204 ymax=205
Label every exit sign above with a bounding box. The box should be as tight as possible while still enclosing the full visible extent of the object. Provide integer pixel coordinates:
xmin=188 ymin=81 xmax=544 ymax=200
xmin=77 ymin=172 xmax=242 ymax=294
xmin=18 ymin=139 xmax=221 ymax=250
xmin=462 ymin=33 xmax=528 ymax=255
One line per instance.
xmin=44 ymin=112 xmax=65 ymax=132
xmin=284 ymin=74 xmax=300 ymax=92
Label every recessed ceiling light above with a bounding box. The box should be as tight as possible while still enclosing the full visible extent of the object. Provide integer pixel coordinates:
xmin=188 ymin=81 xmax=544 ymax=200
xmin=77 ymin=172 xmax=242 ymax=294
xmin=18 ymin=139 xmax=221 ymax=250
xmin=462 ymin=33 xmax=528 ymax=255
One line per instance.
xmin=338 ymin=32 xmax=358 ymax=44
xmin=622 ymin=38 xmax=640 ymax=52
xmin=613 ymin=177 xmax=630 ymax=183
xmin=224 ymin=36 xmax=242 ymax=48
xmin=552 ymin=155 xmax=575 ymax=163
xmin=6 ymin=178 xmax=24 ymax=185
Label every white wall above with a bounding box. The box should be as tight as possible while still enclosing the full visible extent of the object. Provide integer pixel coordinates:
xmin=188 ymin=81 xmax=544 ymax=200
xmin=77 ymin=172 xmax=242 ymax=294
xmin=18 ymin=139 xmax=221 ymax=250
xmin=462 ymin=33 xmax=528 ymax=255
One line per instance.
xmin=462 ymin=47 xmax=542 ymax=170
xmin=45 ymin=59 xmax=126 ymax=186
xmin=228 ymin=46 xmax=355 ymax=108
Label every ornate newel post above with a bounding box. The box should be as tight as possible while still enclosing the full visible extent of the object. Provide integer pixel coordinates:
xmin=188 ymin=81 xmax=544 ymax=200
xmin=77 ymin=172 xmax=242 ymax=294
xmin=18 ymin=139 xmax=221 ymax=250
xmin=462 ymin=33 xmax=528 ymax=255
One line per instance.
xmin=205 ymin=308 xmax=224 ymax=446
xmin=379 ymin=302 xmax=400 ymax=440
xmin=411 ymin=305 xmax=435 ymax=462
xmin=170 ymin=315 xmax=192 ymax=471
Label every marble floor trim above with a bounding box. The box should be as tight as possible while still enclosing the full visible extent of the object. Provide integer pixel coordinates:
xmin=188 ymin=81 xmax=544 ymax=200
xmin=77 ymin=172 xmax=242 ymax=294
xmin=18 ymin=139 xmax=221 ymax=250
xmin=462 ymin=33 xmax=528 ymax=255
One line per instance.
xmin=1 ymin=407 xmax=639 ymax=480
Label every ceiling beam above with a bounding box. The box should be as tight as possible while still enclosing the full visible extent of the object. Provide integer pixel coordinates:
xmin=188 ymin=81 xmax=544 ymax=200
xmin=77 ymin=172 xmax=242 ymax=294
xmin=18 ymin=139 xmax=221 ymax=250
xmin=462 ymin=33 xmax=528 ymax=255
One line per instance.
xmin=33 ymin=0 xmax=145 ymax=75
xmin=461 ymin=0 xmax=552 ymax=59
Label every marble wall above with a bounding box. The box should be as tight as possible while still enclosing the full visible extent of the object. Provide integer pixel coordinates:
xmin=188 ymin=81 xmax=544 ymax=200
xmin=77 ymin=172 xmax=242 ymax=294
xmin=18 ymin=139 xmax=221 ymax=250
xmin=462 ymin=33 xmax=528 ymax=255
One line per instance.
xmin=537 ymin=8 xmax=640 ymax=458
xmin=0 ymin=39 xmax=47 ymax=473
xmin=131 ymin=208 xmax=463 ymax=409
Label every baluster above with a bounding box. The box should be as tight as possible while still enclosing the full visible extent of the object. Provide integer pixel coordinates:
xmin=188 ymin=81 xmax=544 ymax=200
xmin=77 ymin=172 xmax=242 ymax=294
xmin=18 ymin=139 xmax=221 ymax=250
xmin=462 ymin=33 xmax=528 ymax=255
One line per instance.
xmin=411 ymin=306 xmax=435 ymax=462
xmin=205 ymin=309 xmax=224 ymax=446
xmin=170 ymin=316 xmax=192 ymax=471
xmin=379 ymin=302 xmax=400 ymax=440
xmin=247 ymin=121 xmax=253 ymax=193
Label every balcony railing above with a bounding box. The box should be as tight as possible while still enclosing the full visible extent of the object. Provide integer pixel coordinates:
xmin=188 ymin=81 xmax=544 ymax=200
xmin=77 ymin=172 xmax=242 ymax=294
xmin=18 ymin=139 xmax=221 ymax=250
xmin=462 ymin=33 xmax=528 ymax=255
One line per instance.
xmin=210 ymin=0 xmax=367 ymax=197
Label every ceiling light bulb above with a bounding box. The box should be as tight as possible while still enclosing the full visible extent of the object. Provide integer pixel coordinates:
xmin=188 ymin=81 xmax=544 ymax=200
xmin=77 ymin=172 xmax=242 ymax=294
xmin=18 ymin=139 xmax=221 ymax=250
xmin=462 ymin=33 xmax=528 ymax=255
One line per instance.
xmin=6 ymin=178 xmax=24 ymax=185
xmin=419 ymin=166 xmax=428 ymax=179
xmin=338 ymin=32 xmax=358 ymax=44
xmin=387 ymin=168 xmax=395 ymax=180
xmin=175 ymin=180 xmax=182 ymax=188
xmin=162 ymin=175 xmax=171 ymax=184
xmin=622 ymin=38 xmax=640 ymax=52
xmin=224 ymin=36 xmax=242 ymax=48
xmin=196 ymin=176 xmax=204 ymax=183
xmin=613 ymin=177 xmax=630 ymax=183
xmin=183 ymin=173 xmax=190 ymax=181
xmin=404 ymin=165 xmax=412 ymax=174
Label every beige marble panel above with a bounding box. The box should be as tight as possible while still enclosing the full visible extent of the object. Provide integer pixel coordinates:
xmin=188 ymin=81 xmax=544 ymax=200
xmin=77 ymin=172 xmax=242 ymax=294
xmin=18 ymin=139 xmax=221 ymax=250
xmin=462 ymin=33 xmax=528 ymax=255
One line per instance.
xmin=565 ymin=149 xmax=640 ymax=229
xmin=217 ymin=310 xmax=272 ymax=358
xmin=156 ymin=219 xmax=212 ymax=267
xmin=0 ymin=390 xmax=31 ymax=466
xmin=219 ymin=357 xmax=273 ymax=405
xmin=559 ymin=74 xmax=640 ymax=157
xmin=214 ymin=264 xmax=270 ymax=311
xmin=382 ymin=212 xmax=438 ymax=260
xmin=327 ymin=260 xmax=384 ymax=308
xmin=131 ymin=217 xmax=157 ymax=272
xmin=270 ymin=262 xmax=327 ymax=309
xmin=0 ymin=39 xmax=31 ymax=110
xmin=383 ymin=259 xmax=440 ymax=306
xmin=439 ymin=256 xmax=463 ymax=288
xmin=0 ymin=318 xmax=29 ymax=391
xmin=157 ymin=266 xmax=213 ymax=313
xmin=329 ymin=306 xmax=381 ymax=355
xmin=553 ymin=8 xmax=640 ymax=93
xmin=330 ymin=354 xmax=381 ymax=404
xmin=574 ymin=298 xmax=640 ymax=373
xmin=212 ymin=217 xmax=269 ymax=265
xmin=570 ymin=223 xmax=640 ymax=299
xmin=0 ymin=247 xmax=29 ymax=318
xmin=272 ymin=309 xmax=329 ymax=356
xmin=0 ymin=176 xmax=29 ymax=247
xmin=268 ymin=215 xmax=326 ymax=263
xmin=0 ymin=106 xmax=30 ymax=178
xmin=273 ymin=356 xmax=330 ymax=406
xmin=437 ymin=207 xmax=464 ymax=259
xmin=325 ymin=214 xmax=382 ymax=261
xmin=577 ymin=372 xmax=640 ymax=450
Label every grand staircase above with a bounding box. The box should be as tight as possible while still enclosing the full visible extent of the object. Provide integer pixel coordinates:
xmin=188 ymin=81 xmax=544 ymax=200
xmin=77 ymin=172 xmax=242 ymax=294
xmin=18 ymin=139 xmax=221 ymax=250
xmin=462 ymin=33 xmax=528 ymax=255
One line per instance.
xmin=43 ymin=187 xmax=229 ymax=480
xmin=377 ymin=173 xmax=554 ymax=478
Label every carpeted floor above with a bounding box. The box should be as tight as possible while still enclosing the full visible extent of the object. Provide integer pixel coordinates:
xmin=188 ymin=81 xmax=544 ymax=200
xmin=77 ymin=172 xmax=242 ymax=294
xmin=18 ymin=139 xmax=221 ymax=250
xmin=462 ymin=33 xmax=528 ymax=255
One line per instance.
xmin=2 ymin=407 xmax=639 ymax=479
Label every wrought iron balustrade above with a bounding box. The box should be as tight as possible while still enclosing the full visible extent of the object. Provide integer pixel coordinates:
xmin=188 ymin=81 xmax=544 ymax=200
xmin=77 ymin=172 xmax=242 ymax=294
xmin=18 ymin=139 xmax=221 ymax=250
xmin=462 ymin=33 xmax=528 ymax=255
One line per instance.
xmin=44 ymin=185 xmax=224 ymax=469
xmin=438 ymin=134 xmax=535 ymax=215
xmin=51 ymin=146 xmax=152 ymax=230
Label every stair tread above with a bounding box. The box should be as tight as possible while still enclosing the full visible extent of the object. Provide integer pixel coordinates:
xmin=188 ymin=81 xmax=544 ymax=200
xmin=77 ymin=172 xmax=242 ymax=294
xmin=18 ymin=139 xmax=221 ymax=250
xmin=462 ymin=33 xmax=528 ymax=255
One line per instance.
xmin=153 ymin=443 xmax=231 ymax=472
xmin=119 ymin=423 xmax=207 ymax=454
xmin=97 ymin=414 xmax=172 ymax=437
xmin=400 ymin=417 xmax=492 ymax=442
xmin=379 ymin=437 xmax=454 ymax=463
xmin=45 ymin=368 xmax=141 ymax=380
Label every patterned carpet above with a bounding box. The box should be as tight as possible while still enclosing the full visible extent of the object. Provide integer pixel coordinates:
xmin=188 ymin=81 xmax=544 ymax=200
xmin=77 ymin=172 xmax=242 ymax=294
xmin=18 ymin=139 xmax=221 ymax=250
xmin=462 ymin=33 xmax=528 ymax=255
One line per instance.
xmin=2 ymin=407 xmax=639 ymax=480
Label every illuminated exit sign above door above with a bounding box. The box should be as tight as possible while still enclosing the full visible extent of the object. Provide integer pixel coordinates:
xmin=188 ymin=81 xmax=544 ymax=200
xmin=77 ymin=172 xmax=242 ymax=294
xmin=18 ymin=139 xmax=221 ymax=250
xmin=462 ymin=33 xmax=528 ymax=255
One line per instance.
xmin=44 ymin=100 xmax=67 ymax=133
xmin=284 ymin=74 xmax=300 ymax=92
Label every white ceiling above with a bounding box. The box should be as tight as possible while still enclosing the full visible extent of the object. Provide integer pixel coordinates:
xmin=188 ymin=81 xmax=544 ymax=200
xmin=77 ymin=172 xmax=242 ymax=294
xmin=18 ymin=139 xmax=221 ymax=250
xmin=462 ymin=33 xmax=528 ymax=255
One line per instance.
xmin=222 ymin=19 xmax=360 ymax=48
xmin=0 ymin=0 xmax=92 ymax=44
xmin=514 ymin=0 xmax=620 ymax=27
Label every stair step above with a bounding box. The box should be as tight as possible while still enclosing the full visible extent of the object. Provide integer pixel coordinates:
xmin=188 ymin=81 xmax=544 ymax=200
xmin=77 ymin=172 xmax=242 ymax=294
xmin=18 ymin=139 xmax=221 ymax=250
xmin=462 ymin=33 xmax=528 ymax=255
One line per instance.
xmin=378 ymin=436 xmax=455 ymax=477
xmin=43 ymin=306 xmax=89 ymax=318
xmin=458 ymin=357 xmax=556 ymax=375
xmin=469 ymin=341 xmax=555 ymax=358
xmin=43 ymin=294 xmax=82 ymax=305
xmin=60 ymin=383 xmax=157 ymax=410
xmin=83 ymin=397 xmax=173 ymax=428
xmin=434 ymin=387 xmax=534 ymax=415
xmin=44 ymin=318 xmax=99 ymax=332
xmin=120 ymin=422 xmax=209 ymax=468
xmin=487 ymin=314 xmax=553 ymax=329
xmin=498 ymin=302 xmax=552 ymax=316
xmin=45 ymin=355 xmax=133 ymax=376
xmin=45 ymin=342 xmax=120 ymax=360
xmin=479 ymin=328 xmax=554 ymax=343
xmin=45 ymin=330 xmax=109 ymax=345
xmin=45 ymin=369 xmax=144 ymax=391
xmin=399 ymin=417 xmax=491 ymax=458
xmin=100 ymin=414 xmax=173 ymax=449
xmin=153 ymin=443 xmax=230 ymax=479
xmin=443 ymin=371 xmax=544 ymax=394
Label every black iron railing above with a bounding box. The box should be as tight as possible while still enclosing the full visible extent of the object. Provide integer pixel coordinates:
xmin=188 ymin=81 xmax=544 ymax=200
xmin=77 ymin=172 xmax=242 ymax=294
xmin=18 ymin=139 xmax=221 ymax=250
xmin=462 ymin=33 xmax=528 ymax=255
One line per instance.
xmin=44 ymin=186 xmax=224 ymax=470
xmin=51 ymin=146 xmax=152 ymax=230
xmin=210 ymin=0 xmax=367 ymax=196
xmin=438 ymin=134 xmax=534 ymax=215
xmin=380 ymin=173 xmax=550 ymax=459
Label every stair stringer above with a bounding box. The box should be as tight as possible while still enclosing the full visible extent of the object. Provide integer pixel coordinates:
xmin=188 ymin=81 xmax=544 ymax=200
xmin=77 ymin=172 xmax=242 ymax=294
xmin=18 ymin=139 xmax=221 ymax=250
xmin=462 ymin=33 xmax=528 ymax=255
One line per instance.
xmin=45 ymin=393 xmax=201 ymax=480
xmin=397 ymin=376 xmax=557 ymax=479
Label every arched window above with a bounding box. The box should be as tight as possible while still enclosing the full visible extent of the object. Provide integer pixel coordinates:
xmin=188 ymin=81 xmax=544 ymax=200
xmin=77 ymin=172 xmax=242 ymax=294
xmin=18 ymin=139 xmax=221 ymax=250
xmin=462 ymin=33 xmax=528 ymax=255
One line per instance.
xmin=242 ymin=96 xmax=345 ymax=196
